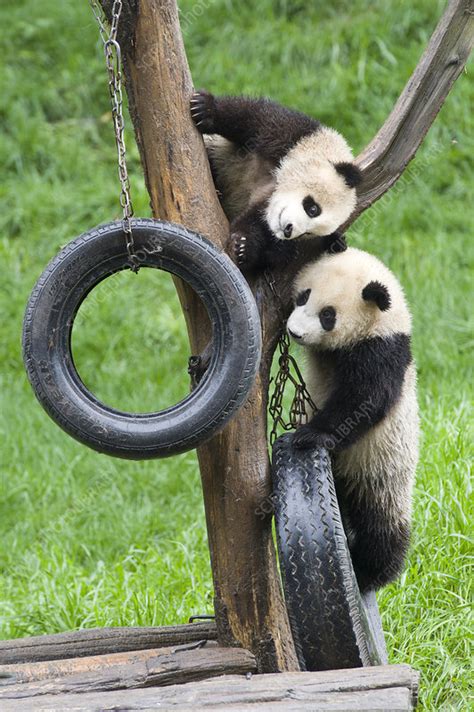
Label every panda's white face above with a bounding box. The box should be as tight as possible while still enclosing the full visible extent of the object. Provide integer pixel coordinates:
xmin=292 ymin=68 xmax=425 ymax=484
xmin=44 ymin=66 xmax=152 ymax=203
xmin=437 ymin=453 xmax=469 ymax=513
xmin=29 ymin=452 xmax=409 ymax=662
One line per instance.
xmin=286 ymin=248 xmax=411 ymax=349
xmin=264 ymin=127 xmax=361 ymax=240
xmin=287 ymin=284 xmax=373 ymax=350
xmin=265 ymin=165 xmax=357 ymax=241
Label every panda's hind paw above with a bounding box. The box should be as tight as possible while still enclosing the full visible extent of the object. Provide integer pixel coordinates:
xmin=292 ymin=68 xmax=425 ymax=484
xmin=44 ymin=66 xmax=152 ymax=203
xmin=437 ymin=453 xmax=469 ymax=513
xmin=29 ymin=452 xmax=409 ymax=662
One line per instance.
xmin=190 ymin=90 xmax=217 ymax=134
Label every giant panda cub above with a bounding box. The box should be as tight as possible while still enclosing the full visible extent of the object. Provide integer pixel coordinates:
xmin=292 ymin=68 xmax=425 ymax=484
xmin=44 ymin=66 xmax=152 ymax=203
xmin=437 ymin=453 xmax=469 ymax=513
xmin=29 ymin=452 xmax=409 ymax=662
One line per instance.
xmin=287 ymin=248 xmax=419 ymax=591
xmin=190 ymin=91 xmax=361 ymax=272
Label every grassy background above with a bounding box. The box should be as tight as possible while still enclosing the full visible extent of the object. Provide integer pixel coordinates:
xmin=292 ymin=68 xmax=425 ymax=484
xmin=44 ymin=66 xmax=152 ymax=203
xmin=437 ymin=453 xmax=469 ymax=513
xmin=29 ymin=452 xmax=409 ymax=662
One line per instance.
xmin=0 ymin=0 xmax=472 ymax=708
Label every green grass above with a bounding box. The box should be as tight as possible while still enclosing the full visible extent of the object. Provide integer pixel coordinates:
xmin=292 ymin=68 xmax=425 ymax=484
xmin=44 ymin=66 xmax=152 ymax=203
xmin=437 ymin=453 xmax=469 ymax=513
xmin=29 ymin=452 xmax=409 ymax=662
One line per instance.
xmin=0 ymin=0 xmax=472 ymax=708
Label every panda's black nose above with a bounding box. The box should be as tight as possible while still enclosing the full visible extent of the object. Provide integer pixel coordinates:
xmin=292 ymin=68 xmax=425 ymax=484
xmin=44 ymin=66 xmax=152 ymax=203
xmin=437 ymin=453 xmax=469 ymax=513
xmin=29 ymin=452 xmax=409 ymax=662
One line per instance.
xmin=288 ymin=328 xmax=302 ymax=340
xmin=283 ymin=223 xmax=293 ymax=238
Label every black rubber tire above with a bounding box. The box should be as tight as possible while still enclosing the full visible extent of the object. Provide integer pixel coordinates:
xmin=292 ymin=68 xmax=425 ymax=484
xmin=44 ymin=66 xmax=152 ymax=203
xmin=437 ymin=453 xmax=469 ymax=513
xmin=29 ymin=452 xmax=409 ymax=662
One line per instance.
xmin=272 ymin=433 xmax=388 ymax=671
xmin=22 ymin=219 xmax=261 ymax=459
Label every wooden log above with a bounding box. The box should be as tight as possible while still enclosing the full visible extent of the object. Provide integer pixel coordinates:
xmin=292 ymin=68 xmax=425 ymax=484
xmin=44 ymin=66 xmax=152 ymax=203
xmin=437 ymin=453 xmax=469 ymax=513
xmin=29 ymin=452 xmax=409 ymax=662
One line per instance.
xmin=0 ymin=622 xmax=216 ymax=665
xmin=98 ymin=0 xmax=298 ymax=673
xmin=0 ymin=641 xmax=222 ymax=682
xmin=0 ymin=644 xmax=256 ymax=699
xmin=0 ymin=688 xmax=413 ymax=711
xmin=0 ymin=665 xmax=419 ymax=710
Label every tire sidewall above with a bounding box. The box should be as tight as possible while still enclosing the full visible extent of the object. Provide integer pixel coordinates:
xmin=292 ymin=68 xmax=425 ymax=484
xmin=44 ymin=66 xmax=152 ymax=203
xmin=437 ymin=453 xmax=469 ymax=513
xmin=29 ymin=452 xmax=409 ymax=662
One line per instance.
xmin=23 ymin=219 xmax=261 ymax=458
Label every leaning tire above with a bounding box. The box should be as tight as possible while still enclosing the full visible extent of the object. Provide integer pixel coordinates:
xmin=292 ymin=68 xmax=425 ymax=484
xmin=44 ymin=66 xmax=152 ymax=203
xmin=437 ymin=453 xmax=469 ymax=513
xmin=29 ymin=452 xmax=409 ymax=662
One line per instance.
xmin=22 ymin=219 xmax=261 ymax=459
xmin=272 ymin=433 xmax=388 ymax=671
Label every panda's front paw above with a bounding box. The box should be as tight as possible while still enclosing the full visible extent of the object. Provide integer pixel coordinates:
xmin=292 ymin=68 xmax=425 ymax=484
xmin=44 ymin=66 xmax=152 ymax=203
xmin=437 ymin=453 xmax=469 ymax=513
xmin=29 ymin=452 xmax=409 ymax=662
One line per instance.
xmin=293 ymin=425 xmax=336 ymax=451
xmin=190 ymin=90 xmax=217 ymax=134
xmin=230 ymin=232 xmax=248 ymax=267
xmin=322 ymin=231 xmax=347 ymax=254
xmin=228 ymin=232 xmax=260 ymax=273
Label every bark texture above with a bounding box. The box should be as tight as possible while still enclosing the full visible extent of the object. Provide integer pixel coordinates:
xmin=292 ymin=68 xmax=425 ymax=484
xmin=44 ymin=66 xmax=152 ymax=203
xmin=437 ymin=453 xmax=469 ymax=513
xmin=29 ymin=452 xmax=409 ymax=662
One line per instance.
xmin=0 ymin=664 xmax=419 ymax=710
xmin=0 ymin=622 xmax=217 ymax=665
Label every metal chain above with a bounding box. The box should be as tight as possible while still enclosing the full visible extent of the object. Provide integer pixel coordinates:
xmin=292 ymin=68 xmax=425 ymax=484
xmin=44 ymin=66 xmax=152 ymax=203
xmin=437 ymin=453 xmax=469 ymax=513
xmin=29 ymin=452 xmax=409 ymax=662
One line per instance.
xmin=266 ymin=272 xmax=317 ymax=445
xmin=88 ymin=2 xmax=314 ymax=421
xmin=89 ymin=0 xmax=139 ymax=271
xmin=268 ymin=331 xmax=317 ymax=445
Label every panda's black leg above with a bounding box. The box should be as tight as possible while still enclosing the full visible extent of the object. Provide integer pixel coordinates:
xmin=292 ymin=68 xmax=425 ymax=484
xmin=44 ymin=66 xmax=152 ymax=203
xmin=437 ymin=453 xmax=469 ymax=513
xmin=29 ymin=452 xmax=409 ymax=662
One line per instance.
xmin=229 ymin=227 xmax=347 ymax=276
xmin=190 ymin=90 xmax=320 ymax=163
xmin=228 ymin=205 xmax=274 ymax=273
xmin=348 ymin=496 xmax=411 ymax=592
xmin=190 ymin=90 xmax=221 ymax=135
xmin=228 ymin=201 xmax=297 ymax=274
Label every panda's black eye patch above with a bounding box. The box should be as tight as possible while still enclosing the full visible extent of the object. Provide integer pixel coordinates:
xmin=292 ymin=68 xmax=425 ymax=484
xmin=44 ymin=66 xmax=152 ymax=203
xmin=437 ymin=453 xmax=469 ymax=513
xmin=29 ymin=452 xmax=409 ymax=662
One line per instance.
xmin=295 ymin=288 xmax=311 ymax=306
xmin=319 ymin=306 xmax=336 ymax=331
xmin=302 ymin=195 xmax=322 ymax=218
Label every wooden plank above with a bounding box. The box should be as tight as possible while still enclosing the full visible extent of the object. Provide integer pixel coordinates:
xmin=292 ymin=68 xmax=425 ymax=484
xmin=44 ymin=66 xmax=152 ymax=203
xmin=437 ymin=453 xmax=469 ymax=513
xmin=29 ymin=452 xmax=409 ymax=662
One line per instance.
xmin=0 ymin=645 xmax=256 ymax=699
xmin=0 ymin=666 xmax=419 ymax=710
xmin=0 ymin=687 xmax=413 ymax=711
xmin=0 ymin=621 xmax=217 ymax=664
xmin=0 ymin=642 xmax=233 ymax=682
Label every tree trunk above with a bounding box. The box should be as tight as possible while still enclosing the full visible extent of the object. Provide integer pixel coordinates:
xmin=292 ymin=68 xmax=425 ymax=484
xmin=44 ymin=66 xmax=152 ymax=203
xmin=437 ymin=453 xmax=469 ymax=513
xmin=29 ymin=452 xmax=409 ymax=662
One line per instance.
xmin=98 ymin=0 xmax=473 ymax=672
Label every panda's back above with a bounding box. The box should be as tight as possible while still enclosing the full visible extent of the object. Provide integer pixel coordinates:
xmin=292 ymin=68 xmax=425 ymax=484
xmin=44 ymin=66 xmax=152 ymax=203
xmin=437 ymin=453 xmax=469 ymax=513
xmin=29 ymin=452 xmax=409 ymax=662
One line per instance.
xmin=334 ymin=363 xmax=419 ymax=517
xmin=204 ymin=135 xmax=275 ymax=219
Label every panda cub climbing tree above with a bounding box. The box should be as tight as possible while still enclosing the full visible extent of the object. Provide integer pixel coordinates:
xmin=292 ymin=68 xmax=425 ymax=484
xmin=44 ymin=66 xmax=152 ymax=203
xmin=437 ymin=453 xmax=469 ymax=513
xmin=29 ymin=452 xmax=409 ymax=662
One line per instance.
xmin=191 ymin=90 xmax=361 ymax=271
xmin=287 ymin=248 xmax=420 ymax=591
xmin=191 ymin=90 xmax=418 ymax=593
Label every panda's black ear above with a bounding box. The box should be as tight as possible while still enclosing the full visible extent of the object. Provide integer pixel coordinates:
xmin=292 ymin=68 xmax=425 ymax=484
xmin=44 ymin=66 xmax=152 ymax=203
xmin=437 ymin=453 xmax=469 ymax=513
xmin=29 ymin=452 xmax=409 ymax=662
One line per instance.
xmin=334 ymin=162 xmax=363 ymax=189
xmin=362 ymin=281 xmax=391 ymax=311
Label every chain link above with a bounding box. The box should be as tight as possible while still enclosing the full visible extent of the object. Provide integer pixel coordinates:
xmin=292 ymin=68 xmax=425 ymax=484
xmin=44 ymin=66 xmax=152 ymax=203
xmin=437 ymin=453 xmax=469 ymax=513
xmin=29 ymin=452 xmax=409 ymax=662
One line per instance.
xmin=268 ymin=331 xmax=317 ymax=445
xmin=89 ymin=0 xmax=139 ymax=271
xmin=265 ymin=271 xmax=317 ymax=445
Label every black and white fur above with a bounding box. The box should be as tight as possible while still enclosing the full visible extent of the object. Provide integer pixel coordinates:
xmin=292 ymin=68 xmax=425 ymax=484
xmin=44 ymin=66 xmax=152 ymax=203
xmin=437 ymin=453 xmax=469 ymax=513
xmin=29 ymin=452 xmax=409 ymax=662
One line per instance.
xmin=287 ymin=248 xmax=419 ymax=591
xmin=190 ymin=91 xmax=361 ymax=272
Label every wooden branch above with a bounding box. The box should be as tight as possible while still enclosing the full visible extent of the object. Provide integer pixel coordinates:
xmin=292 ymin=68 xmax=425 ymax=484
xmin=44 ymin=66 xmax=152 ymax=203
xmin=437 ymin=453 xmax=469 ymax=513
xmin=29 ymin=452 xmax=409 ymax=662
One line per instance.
xmin=94 ymin=0 xmax=472 ymax=673
xmin=350 ymin=0 xmax=474 ymax=221
xmin=0 ymin=622 xmax=216 ymax=665
xmin=98 ymin=0 xmax=298 ymax=672
xmin=0 ymin=665 xmax=419 ymax=711
xmin=0 ymin=644 xmax=256 ymax=699
xmin=0 ymin=647 xmax=175 ymax=683
xmin=0 ymin=643 xmax=227 ymax=683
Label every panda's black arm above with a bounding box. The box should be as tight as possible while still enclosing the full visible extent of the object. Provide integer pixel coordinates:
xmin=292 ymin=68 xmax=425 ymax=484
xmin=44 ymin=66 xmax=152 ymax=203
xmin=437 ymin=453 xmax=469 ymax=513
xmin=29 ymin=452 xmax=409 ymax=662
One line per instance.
xmin=293 ymin=334 xmax=412 ymax=450
xmin=229 ymin=203 xmax=347 ymax=273
xmin=191 ymin=90 xmax=320 ymax=164
xmin=229 ymin=201 xmax=298 ymax=273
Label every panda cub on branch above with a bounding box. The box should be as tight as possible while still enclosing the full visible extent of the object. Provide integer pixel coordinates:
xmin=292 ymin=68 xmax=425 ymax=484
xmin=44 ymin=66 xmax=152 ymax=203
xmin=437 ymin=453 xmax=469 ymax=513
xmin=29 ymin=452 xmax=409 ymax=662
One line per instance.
xmin=287 ymin=248 xmax=419 ymax=591
xmin=190 ymin=90 xmax=361 ymax=272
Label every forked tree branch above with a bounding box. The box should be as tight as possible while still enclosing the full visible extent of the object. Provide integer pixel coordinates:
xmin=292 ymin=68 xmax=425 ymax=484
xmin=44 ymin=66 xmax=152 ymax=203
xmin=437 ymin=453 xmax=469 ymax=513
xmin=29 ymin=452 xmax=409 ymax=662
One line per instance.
xmin=97 ymin=0 xmax=473 ymax=672
xmin=349 ymin=0 xmax=474 ymax=222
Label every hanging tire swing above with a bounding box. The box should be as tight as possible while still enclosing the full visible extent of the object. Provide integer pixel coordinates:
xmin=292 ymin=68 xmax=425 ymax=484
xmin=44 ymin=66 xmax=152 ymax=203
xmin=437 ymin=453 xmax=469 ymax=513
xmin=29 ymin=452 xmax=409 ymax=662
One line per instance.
xmin=22 ymin=4 xmax=261 ymax=459
xmin=23 ymin=219 xmax=261 ymax=459
xmin=272 ymin=433 xmax=388 ymax=671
